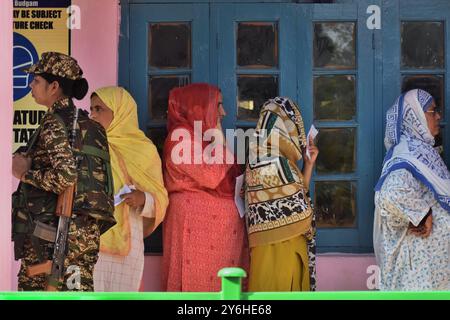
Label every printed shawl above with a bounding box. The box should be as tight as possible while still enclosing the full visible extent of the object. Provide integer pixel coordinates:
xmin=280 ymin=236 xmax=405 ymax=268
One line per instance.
xmin=245 ymin=97 xmax=313 ymax=247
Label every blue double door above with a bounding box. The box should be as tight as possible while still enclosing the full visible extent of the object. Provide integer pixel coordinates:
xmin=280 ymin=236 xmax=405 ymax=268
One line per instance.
xmin=125 ymin=0 xmax=450 ymax=252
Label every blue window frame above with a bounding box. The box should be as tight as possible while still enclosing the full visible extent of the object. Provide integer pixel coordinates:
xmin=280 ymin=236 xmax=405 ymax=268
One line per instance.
xmin=214 ymin=3 xmax=297 ymax=131
xmin=119 ymin=0 xmax=450 ymax=254
xmin=299 ymin=2 xmax=376 ymax=253
xmin=129 ymin=3 xmax=210 ymax=129
xmin=381 ymin=0 xmax=450 ymax=168
xmin=126 ymin=3 xmax=210 ymax=253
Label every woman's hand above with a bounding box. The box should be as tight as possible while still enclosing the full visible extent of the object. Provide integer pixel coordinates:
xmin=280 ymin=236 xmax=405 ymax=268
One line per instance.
xmin=303 ymin=136 xmax=319 ymax=167
xmin=408 ymin=210 xmax=433 ymax=238
xmin=121 ymin=190 xmax=146 ymax=208
xmin=301 ymin=137 xmax=319 ymax=189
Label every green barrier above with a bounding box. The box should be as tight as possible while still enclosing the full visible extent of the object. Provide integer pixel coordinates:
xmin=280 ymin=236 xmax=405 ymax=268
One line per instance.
xmin=0 ymin=268 xmax=449 ymax=300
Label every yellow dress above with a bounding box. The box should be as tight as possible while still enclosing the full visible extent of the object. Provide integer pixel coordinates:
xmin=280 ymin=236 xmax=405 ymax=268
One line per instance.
xmin=248 ymin=235 xmax=310 ymax=292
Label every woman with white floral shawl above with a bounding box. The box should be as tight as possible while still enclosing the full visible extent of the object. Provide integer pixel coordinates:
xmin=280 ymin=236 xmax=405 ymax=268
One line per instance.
xmin=374 ymin=89 xmax=450 ymax=290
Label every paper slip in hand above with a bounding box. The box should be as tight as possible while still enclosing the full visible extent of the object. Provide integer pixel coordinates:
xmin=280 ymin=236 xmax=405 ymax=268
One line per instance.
xmin=114 ymin=184 xmax=136 ymax=206
xmin=306 ymin=124 xmax=319 ymax=160
xmin=234 ymin=174 xmax=246 ymax=218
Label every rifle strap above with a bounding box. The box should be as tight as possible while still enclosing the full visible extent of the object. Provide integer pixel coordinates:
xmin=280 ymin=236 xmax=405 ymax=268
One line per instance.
xmin=81 ymin=145 xmax=110 ymax=161
xmin=52 ymin=109 xmax=79 ymax=151
xmin=24 ymin=125 xmax=41 ymax=155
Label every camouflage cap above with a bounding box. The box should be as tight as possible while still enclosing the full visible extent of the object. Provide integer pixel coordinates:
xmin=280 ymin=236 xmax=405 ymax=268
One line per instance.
xmin=23 ymin=52 xmax=83 ymax=81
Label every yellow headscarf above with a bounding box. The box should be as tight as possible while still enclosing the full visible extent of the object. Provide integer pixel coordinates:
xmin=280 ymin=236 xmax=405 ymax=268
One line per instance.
xmin=94 ymin=86 xmax=168 ymax=256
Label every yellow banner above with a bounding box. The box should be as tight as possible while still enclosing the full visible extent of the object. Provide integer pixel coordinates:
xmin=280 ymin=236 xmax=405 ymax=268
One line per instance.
xmin=13 ymin=0 xmax=71 ymax=153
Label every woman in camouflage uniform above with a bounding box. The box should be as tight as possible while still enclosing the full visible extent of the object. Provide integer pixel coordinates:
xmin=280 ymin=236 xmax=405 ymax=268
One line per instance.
xmin=12 ymin=52 xmax=115 ymax=291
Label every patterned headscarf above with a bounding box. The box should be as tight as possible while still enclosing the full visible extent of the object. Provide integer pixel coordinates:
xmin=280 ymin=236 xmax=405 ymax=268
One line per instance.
xmin=375 ymin=89 xmax=450 ymax=212
xmin=245 ymin=97 xmax=313 ymax=247
xmin=249 ymin=97 xmax=307 ymax=165
xmin=384 ymin=89 xmax=434 ymax=151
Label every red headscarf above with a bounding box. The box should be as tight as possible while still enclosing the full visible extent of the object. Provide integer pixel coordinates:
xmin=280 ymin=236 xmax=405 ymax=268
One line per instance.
xmin=166 ymin=83 xmax=219 ymax=133
xmin=163 ymin=83 xmax=240 ymax=197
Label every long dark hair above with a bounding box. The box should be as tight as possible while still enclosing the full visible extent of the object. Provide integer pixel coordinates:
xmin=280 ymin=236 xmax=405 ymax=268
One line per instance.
xmin=39 ymin=73 xmax=89 ymax=100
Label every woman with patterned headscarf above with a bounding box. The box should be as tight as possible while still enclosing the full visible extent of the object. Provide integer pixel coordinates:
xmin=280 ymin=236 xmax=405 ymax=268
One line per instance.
xmin=162 ymin=83 xmax=249 ymax=292
xmin=89 ymin=86 xmax=169 ymax=291
xmin=374 ymin=89 xmax=450 ymax=290
xmin=245 ymin=97 xmax=319 ymax=291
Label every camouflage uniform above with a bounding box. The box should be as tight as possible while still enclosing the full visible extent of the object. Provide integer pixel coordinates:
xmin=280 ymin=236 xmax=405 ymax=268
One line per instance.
xmin=21 ymin=98 xmax=78 ymax=194
xmin=24 ymin=51 xmax=84 ymax=81
xmin=18 ymin=220 xmax=100 ymax=291
xmin=14 ymin=52 xmax=115 ymax=291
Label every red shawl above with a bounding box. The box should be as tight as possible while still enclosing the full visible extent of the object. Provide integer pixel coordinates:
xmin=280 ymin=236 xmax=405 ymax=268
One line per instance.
xmin=163 ymin=83 xmax=240 ymax=198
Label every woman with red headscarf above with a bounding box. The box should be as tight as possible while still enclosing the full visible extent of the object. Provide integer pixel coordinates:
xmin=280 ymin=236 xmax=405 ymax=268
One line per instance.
xmin=162 ymin=83 xmax=248 ymax=292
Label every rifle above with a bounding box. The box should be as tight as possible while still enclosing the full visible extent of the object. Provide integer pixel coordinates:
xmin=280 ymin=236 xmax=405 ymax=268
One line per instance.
xmin=26 ymin=108 xmax=79 ymax=291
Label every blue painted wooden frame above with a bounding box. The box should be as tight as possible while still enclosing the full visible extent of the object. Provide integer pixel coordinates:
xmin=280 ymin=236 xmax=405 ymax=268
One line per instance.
xmin=129 ymin=3 xmax=210 ymax=130
xmin=296 ymin=1 xmax=376 ymax=252
xmin=129 ymin=0 xmax=338 ymax=3
xmin=119 ymin=0 xmax=450 ymax=254
xmin=123 ymin=2 xmax=211 ymax=255
xmin=382 ymin=0 xmax=450 ymax=168
xmin=215 ymin=3 xmax=297 ymax=131
xmin=120 ymin=0 xmax=377 ymax=253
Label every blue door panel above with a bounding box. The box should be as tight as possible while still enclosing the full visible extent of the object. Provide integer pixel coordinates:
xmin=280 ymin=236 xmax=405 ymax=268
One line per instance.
xmin=304 ymin=1 xmax=375 ymax=251
xmin=215 ymin=3 xmax=298 ymax=131
xmin=382 ymin=0 xmax=450 ymax=166
xmin=120 ymin=0 xmax=450 ymax=253
xmin=129 ymin=4 xmax=209 ymax=129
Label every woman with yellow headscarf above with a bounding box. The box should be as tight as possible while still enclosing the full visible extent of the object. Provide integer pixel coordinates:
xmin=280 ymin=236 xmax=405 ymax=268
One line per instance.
xmin=90 ymin=86 xmax=168 ymax=291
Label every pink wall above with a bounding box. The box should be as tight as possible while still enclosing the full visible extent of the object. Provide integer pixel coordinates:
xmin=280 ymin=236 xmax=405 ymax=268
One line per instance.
xmin=0 ymin=0 xmax=13 ymax=292
xmin=72 ymin=0 xmax=119 ymax=110
xmin=142 ymin=254 xmax=378 ymax=292
xmin=316 ymin=254 xmax=377 ymax=291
